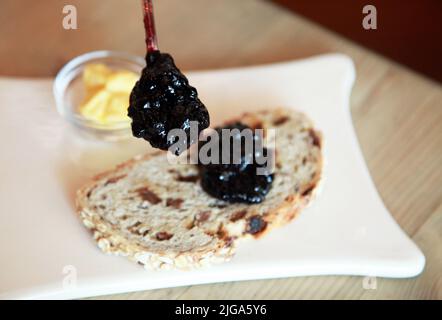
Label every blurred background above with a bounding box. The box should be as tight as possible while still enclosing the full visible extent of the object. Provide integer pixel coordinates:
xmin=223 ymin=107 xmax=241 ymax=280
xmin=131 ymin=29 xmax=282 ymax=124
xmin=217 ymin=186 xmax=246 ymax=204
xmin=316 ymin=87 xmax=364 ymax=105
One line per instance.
xmin=0 ymin=0 xmax=441 ymax=82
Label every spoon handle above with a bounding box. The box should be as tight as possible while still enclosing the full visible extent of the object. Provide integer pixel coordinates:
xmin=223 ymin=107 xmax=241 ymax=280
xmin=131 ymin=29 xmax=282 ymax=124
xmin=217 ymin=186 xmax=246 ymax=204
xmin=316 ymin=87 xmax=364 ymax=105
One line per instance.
xmin=142 ymin=0 xmax=159 ymax=52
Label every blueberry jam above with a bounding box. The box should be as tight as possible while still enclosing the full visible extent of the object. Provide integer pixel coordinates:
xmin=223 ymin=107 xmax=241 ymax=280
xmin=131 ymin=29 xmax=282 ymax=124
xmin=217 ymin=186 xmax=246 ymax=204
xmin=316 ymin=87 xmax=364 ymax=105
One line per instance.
xmin=198 ymin=122 xmax=274 ymax=204
xmin=128 ymin=51 xmax=210 ymax=155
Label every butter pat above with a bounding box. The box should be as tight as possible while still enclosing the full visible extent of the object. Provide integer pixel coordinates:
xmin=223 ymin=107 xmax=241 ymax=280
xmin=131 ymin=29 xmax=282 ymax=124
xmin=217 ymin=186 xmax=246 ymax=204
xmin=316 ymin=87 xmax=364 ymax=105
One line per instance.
xmin=83 ymin=64 xmax=112 ymax=89
xmin=106 ymin=72 xmax=139 ymax=93
xmin=79 ymin=64 xmax=137 ymax=125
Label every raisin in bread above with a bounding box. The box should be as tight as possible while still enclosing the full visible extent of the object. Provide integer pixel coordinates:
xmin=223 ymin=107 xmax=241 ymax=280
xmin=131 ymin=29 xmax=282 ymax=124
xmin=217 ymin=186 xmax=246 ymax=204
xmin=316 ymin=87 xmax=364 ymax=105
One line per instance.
xmin=76 ymin=108 xmax=323 ymax=270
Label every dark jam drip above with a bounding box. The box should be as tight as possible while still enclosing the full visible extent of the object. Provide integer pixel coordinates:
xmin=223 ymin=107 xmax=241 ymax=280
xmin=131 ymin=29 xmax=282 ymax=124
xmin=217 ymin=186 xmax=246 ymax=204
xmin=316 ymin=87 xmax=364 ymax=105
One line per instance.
xmin=198 ymin=123 xmax=274 ymax=204
xmin=128 ymin=51 xmax=210 ymax=155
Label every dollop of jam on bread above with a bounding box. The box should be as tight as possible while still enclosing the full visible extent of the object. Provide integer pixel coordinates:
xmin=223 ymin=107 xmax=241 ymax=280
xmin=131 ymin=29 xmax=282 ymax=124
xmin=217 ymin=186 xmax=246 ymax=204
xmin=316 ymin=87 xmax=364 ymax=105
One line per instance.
xmin=198 ymin=122 xmax=274 ymax=204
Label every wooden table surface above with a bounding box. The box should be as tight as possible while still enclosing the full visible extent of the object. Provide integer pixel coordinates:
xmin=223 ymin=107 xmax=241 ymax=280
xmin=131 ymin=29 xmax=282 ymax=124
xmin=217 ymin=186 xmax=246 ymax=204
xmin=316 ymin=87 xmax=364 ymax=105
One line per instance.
xmin=1 ymin=0 xmax=441 ymax=299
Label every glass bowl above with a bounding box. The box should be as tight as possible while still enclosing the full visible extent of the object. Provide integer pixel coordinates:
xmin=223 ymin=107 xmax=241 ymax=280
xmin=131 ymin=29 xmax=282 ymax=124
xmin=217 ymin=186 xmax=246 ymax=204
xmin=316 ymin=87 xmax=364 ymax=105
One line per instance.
xmin=53 ymin=50 xmax=145 ymax=141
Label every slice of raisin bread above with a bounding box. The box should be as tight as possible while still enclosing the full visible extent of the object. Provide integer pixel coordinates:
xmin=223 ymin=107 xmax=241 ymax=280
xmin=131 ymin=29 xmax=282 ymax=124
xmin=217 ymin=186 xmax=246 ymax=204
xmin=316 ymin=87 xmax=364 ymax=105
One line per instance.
xmin=76 ymin=108 xmax=323 ymax=270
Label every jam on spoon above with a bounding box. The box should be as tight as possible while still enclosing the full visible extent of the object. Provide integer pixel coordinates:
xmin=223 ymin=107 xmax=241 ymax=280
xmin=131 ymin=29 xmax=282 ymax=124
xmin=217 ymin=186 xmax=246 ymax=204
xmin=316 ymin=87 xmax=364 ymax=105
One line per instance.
xmin=128 ymin=0 xmax=210 ymax=155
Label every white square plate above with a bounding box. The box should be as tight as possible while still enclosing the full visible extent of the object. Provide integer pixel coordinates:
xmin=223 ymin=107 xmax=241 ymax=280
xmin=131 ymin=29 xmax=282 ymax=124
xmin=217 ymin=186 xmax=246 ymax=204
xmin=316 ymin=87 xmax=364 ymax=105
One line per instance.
xmin=0 ymin=54 xmax=425 ymax=299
